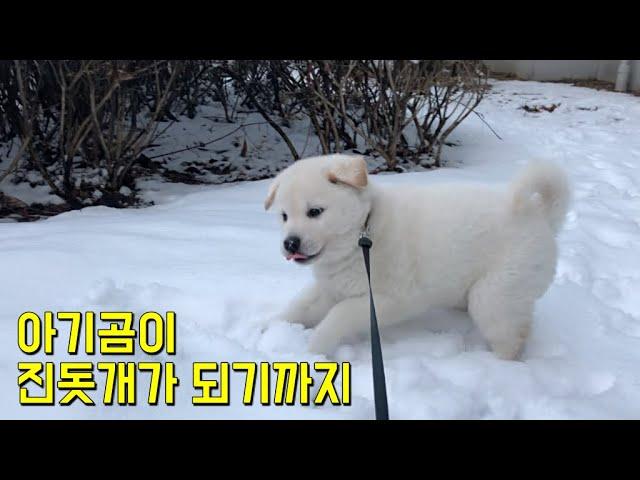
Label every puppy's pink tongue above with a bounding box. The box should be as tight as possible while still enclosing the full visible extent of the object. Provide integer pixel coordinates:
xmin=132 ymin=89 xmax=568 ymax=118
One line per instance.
xmin=286 ymin=253 xmax=308 ymax=261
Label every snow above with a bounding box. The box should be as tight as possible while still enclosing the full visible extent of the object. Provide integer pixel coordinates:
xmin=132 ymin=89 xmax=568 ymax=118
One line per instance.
xmin=1 ymin=79 xmax=640 ymax=419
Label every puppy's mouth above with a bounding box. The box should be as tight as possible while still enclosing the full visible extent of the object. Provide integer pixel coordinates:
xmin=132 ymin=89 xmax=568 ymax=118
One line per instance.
xmin=285 ymin=249 xmax=322 ymax=264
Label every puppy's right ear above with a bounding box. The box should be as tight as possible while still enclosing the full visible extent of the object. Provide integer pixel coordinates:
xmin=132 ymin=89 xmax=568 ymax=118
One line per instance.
xmin=264 ymin=179 xmax=279 ymax=210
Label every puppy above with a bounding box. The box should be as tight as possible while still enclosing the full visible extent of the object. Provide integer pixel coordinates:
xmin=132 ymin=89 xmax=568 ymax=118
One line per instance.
xmin=265 ymin=154 xmax=570 ymax=360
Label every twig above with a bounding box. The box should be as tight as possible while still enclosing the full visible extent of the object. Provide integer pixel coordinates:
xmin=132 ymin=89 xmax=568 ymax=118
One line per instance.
xmin=473 ymin=110 xmax=503 ymax=140
xmin=146 ymin=121 xmax=268 ymax=160
xmin=300 ymin=120 xmax=314 ymax=157
xmin=0 ymin=136 xmax=31 ymax=183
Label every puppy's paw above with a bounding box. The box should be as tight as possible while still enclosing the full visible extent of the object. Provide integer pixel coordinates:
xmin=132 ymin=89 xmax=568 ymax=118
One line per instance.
xmin=308 ymin=329 xmax=338 ymax=356
xmin=257 ymin=312 xmax=287 ymax=334
xmin=281 ymin=315 xmax=310 ymax=329
xmin=491 ymin=337 xmax=526 ymax=361
xmin=279 ymin=308 xmax=319 ymax=328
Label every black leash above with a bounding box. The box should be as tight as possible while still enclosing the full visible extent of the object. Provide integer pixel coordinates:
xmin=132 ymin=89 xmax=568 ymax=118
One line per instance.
xmin=358 ymin=218 xmax=389 ymax=420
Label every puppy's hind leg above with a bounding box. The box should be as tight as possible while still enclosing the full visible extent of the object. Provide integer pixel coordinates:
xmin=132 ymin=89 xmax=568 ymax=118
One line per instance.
xmin=467 ymin=272 xmax=534 ymax=361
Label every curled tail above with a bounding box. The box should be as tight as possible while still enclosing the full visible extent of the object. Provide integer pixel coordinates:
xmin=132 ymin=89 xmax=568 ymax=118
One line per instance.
xmin=510 ymin=161 xmax=571 ymax=232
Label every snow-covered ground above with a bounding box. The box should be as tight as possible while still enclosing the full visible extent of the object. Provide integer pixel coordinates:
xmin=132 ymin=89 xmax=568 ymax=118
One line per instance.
xmin=1 ymin=80 xmax=639 ymax=419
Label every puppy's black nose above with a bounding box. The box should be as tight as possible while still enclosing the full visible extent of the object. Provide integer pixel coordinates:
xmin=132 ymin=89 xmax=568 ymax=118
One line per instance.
xmin=283 ymin=236 xmax=301 ymax=253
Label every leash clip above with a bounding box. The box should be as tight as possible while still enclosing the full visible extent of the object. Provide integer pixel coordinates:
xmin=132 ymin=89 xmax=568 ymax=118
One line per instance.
xmin=358 ymin=227 xmax=372 ymax=248
xmin=358 ymin=212 xmax=372 ymax=248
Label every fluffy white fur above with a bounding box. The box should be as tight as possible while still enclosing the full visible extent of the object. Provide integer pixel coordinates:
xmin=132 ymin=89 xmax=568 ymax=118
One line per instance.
xmin=266 ymin=154 xmax=570 ymax=360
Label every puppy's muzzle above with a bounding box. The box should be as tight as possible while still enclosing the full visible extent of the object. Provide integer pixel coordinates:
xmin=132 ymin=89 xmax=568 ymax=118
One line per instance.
xmin=283 ymin=235 xmax=320 ymax=263
xmin=283 ymin=236 xmax=301 ymax=254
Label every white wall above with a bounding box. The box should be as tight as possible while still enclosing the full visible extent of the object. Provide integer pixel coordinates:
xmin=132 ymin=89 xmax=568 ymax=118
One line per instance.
xmin=631 ymin=62 xmax=640 ymax=91
xmin=484 ymin=60 xmax=640 ymax=91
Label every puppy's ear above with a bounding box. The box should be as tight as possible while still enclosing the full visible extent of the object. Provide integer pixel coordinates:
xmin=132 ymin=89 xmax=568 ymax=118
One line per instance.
xmin=327 ymin=155 xmax=368 ymax=189
xmin=264 ymin=179 xmax=279 ymax=210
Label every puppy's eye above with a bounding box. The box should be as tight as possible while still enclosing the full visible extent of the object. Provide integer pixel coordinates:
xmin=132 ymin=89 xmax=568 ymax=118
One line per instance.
xmin=282 ymin=212 xmax=288 ymax=222
xmin=307 ymin=207 xmax=324 ymax=218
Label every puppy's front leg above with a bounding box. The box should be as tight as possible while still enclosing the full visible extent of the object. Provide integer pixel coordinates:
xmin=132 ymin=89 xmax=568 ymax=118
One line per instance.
xmin=280 ymin=283 xmax=336 ymax=328
xmin=309 ymin=294 xmax=400 ymax=355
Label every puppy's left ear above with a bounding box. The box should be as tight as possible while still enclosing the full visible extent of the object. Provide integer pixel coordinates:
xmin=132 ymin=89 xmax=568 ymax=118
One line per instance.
xmin=264 ymin=179 xmax=279 ymax=210
xmin=327 ymin=155 xmax=368 ymax=189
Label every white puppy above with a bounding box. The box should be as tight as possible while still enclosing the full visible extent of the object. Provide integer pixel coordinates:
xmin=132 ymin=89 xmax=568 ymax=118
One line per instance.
xmin=265 ymin=154 xmax=570 ymax=360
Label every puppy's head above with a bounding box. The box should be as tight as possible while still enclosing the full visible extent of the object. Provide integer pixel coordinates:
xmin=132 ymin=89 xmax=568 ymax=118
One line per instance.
xmin=265 ymin=154 xmax=371 ymax=266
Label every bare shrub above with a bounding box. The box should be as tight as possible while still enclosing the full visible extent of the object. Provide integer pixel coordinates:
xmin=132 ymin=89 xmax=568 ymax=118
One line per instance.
xmin=1 ymin=60 xmax=181 ymax=207
xmin=413 ymin=60 xmax=488 ymax=166
xmin=0 ymin=59 xmax=487 ymax=215
xmin=282 ymin=60 xmax=488 ymax=168
xmin=283 ymin=60 xmax=360 ymax=155
xmin=220 ymin=60 xmax=301 ymax=160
